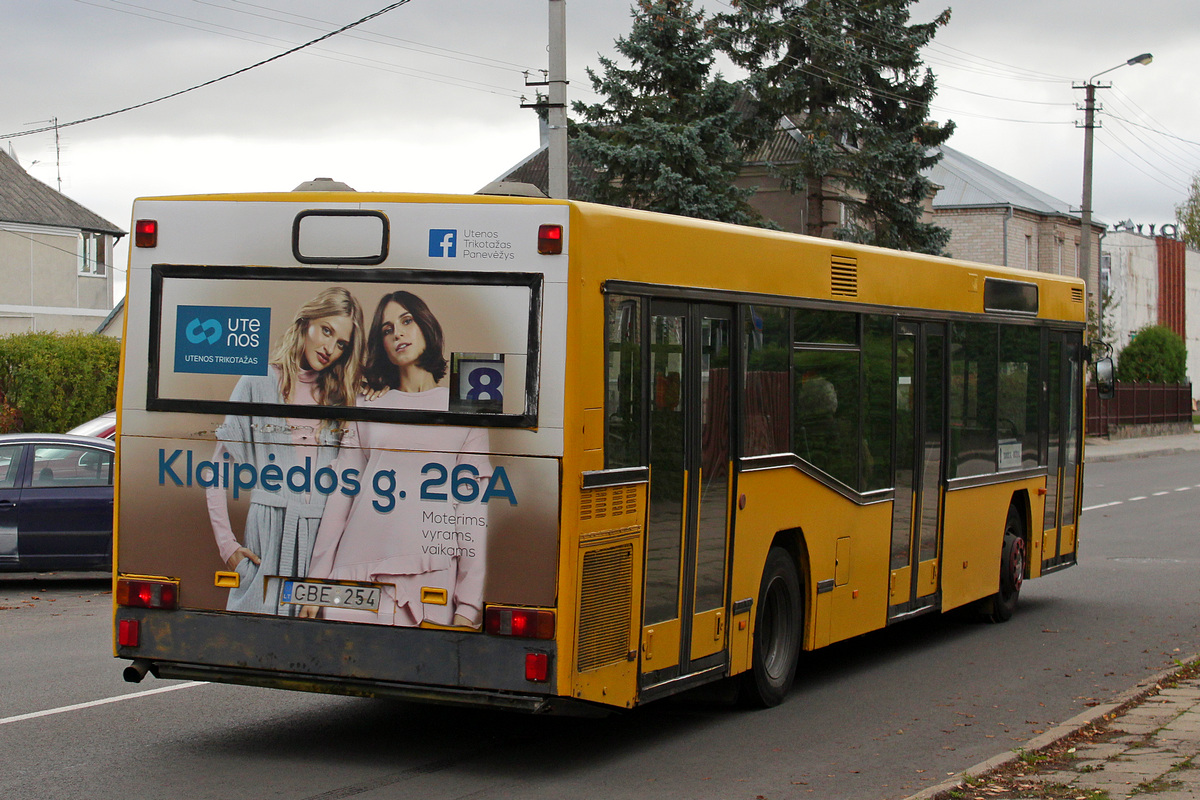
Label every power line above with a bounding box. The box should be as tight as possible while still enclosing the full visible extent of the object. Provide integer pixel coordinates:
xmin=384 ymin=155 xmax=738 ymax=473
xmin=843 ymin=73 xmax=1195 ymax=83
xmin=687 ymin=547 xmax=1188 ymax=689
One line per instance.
xmin=1104 ymin=117 xmax=1199 ymax=182
xmin=1 ymin=0 xmax=416 ymax=140
xmin=1094 ymin=136 xmax=1187 ymax=194
xmin=6 ymin=229 xmax=127 ymax=273
xmin=214 ymin=0 xmax=535 ymax=73
xmin=1105 ymin=106 xmax=1200 ymax=151
xmin=703 ymin=0 xmax=1072 ymax=125
xmin=76 ymin=0 xmax=527 ymax=98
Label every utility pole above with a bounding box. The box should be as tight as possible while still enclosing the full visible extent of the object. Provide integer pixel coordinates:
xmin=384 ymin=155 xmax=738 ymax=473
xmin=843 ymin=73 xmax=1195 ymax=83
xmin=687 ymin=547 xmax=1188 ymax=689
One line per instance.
xmin=1078 ymin=82 xmax=1099 ymax=304
xmin=547 ymin=0 xmax=568 ymax=199
xmin=1075 ymin=53 xmax=1151 ymax=333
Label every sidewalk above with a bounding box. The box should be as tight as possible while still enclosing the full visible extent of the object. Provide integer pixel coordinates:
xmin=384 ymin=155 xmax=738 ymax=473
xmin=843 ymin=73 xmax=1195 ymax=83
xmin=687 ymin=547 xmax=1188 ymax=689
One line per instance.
xmin=1085 ymin=427 xmax=1200 ymax=462
xmin=909 ymin=658 xmax=1200 ymax=800
xmin=906 ymin=429 xmax=1200 ymax=800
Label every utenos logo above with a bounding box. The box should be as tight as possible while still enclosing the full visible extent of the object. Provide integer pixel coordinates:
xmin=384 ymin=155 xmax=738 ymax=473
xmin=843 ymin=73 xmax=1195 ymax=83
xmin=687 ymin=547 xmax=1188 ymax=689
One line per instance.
xmin=175 ymin=305 xmax=271 ymax=376
xmin=185 ymin=317 xmax=221 ymax=345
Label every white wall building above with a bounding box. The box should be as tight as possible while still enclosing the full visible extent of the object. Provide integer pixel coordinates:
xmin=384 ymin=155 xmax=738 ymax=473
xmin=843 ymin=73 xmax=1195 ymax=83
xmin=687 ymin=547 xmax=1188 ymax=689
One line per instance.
xmin=1100 ymin=230 xmax=1159 ymax=352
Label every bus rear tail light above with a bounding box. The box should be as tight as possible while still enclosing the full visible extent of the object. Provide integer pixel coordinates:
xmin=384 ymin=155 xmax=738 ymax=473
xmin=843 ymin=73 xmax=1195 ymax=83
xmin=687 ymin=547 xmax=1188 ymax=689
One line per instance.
xmin=135 ymin=219 xmax=158 ymax=248
xmin=537 ymin=224 xmax=563 ymax=255
xmin=116 ymin=578 xmax=179 ymax=610
xmin=118 ymin=619 xmax=140 ymax=647
xmin=485 ymin=606 xmax=555 ymax=639
xmin=525 ymin=651 xmax=550 ymax=682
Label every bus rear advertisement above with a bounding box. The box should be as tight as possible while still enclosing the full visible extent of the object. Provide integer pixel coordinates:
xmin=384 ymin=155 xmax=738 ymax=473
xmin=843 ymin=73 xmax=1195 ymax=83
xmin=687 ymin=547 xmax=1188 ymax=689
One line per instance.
xmin=114 ymin=187 xmax=1092 ymax=713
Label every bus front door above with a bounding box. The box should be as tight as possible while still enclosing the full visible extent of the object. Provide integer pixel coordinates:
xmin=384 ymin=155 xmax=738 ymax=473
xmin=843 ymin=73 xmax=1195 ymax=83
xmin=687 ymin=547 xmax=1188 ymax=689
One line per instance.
xmin=888 ymin=321 xmax=946 ymax=619
xmin=641 ymin=301 xmax=733 ymax=691
xmin=1042 ymin=331 xmax=1083 ymax=570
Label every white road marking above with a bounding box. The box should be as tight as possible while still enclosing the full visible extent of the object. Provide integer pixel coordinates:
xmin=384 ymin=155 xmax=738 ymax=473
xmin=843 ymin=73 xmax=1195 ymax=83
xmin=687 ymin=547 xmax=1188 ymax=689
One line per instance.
xmin=1085 ymin=487 xmax=1200 ymax=511
xmin=0 ymin=682 xmax=203 ymax=726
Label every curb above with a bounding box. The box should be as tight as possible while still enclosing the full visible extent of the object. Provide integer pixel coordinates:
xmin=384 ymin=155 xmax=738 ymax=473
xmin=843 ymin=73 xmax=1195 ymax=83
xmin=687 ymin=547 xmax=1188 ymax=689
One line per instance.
xmin=901 ymin=654 xmax=1200 ymax=800
xmin=1085 ymin=446 xmax=1196 ymax=463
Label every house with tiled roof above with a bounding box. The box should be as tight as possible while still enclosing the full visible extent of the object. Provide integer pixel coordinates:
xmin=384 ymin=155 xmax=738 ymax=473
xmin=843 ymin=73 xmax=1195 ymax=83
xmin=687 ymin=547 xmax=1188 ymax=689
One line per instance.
xmin=491 ymin=117 xmax=887 ymax=237
xmin=0 ymin=147 xmax=124 ymax=335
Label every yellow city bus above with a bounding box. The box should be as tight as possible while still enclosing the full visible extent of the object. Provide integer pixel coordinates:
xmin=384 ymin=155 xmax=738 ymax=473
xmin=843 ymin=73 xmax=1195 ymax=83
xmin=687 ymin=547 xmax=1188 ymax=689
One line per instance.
xmin=114 ymin=187 xmax=1090 ymax=712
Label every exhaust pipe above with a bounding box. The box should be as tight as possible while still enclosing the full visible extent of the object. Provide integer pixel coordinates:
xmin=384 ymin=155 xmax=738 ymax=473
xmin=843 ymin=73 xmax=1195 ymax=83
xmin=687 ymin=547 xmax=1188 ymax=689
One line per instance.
xmin=123 ymin=659 xmax=151 ymax=683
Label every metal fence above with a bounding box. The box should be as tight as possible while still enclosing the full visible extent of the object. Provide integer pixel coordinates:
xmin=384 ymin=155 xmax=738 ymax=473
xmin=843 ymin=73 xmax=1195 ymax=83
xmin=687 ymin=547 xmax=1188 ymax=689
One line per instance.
xmin=1086 ymin=382 xmax=1194 ymax=437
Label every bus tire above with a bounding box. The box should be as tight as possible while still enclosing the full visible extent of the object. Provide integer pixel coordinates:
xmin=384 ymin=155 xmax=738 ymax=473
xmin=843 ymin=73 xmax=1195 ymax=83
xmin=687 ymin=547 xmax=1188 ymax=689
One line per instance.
xmin=985 ymin=505 xmax=1026 ymax=623
xmin=740 ymin=546 xmax=802 ymax=708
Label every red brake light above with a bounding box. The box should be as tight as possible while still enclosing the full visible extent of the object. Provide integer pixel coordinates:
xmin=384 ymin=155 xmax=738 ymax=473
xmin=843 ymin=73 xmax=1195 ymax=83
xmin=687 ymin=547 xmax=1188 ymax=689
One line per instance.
xmin=485 ymin=606 xmax=555 ymax=639
xmin=525 ymin=651 xmax=550 ymax=682
xmin=135 ymin=219 xmax=158 ymax=248
xmin=118 ymin=619 xmax=140 ymax=647
xmin=116 ymin=578 xmax=178 ymax=609
xmin=537 ymin=224 xmax=563 ymax=255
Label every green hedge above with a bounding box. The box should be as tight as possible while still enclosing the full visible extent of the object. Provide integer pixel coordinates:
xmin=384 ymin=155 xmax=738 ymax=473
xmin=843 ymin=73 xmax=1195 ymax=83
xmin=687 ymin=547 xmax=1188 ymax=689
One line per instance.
xmin=0 ymin=332 xmax=120 ymax=433
xmin=1116 ymin=325 xmax=1187 ymax=383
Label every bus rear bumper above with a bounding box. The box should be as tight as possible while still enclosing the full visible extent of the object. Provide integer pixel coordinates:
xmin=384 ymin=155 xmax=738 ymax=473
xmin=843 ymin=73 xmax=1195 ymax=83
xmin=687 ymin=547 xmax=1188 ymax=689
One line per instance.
xmin=114 ymin=608 xmax=602 ymax=715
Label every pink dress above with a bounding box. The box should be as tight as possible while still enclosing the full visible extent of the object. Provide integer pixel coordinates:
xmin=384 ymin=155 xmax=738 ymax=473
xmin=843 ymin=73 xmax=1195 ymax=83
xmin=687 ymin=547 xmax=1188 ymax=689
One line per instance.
xmin=307 ymin=387 xmax=491 ymax=627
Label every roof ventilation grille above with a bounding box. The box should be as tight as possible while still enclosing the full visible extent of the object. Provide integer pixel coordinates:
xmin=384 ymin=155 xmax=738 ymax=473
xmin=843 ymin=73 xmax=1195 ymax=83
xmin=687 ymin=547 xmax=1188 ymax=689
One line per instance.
xmin=831 ymin=256 xmax=859 ymax=297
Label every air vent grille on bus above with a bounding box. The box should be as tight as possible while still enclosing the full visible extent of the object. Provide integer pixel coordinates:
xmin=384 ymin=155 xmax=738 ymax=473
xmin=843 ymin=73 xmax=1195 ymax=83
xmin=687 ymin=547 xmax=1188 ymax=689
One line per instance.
xmin=579 ymin=485 xmax=640 ymax=522
xmin=831 ymin=256 xmax=859 ymax=297
xmin=577 ymin=542 xmax=633 ymax=672
xmin=1071 ymin=286 xmax=1084 ymax=303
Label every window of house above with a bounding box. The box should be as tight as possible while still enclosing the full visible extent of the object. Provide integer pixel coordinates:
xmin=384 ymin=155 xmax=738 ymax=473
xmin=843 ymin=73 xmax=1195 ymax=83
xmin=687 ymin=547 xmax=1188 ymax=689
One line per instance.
xmin=79 ymin=232 xmax=106 ymax=276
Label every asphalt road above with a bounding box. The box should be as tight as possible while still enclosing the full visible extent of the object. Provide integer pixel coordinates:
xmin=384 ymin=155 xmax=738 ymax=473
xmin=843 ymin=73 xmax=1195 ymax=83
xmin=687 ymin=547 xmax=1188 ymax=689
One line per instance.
xmin=1 ymin=452 xmax=1197 ymax=800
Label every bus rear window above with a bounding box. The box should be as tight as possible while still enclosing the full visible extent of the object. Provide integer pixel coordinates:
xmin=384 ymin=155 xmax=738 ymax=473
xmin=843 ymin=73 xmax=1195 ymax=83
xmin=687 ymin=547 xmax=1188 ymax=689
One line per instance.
xmin=147 ymin=265 xmax=541 ymax=427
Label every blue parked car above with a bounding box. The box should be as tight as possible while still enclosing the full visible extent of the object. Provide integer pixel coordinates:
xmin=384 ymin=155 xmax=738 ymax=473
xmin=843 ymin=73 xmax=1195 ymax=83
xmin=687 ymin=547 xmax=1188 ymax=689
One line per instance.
xmin=0 ymin=433 xmax=115 ymax=571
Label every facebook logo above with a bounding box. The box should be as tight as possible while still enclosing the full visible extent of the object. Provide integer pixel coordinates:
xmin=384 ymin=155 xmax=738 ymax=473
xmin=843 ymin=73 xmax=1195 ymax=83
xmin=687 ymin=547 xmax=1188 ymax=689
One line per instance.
xmin=428 ymin=229 xmax=457 ymax=258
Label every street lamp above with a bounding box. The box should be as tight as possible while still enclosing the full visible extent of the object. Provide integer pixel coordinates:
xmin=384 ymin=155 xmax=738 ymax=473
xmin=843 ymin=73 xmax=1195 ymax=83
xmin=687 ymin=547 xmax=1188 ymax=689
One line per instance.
xmin=1078 ymin=53 xmax=1152 ymax=328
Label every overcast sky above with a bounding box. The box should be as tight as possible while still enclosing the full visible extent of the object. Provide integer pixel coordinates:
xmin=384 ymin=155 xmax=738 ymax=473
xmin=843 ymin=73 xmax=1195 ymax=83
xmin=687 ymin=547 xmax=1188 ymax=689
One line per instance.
xmin=4 ymin=0 xmax=1198 ymax=286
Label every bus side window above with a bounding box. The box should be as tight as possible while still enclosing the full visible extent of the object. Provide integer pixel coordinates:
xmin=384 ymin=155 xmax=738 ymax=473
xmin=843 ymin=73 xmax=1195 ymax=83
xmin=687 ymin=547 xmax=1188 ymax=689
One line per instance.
xmin=998 ymin=325 xmax=1041 ymax=469
xmin=605 ymin=295 xmax=643 ymax=469
xmin=950 ymin=322 xmax=999 ymax=477
xmin=793 ymin=310 xmax=861 ymax=488
xmin=862 ymin=315 xmax=895 ymax=491
xmin=743 ymin=305 xmax=791 ymax=457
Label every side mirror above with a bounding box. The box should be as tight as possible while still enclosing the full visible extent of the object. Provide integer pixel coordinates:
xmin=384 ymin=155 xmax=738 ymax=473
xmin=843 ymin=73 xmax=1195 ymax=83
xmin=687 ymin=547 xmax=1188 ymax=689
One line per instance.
xmin=1095 ymin=356 xmax=1115 ymax=400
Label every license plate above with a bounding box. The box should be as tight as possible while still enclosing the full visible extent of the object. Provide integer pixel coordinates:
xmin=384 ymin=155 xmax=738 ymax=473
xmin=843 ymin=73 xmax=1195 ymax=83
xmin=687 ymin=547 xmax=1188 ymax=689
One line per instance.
xmin=281 ymin=580 xmax=381 ymax=612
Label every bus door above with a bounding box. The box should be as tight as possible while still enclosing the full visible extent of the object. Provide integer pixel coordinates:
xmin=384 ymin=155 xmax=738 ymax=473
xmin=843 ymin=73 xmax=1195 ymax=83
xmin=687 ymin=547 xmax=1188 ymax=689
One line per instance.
xmin=641 ymin=301 xmax=733 ymax=688
xmin=888 ymin=321 xmax=946 ymax=619
xmin=1042 ymin=331 xmax=1083 ymax=569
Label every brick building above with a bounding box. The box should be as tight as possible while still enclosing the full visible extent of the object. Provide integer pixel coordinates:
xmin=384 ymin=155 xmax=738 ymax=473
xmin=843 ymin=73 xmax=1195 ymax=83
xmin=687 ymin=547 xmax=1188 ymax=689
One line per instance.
xmin=925 ymin=146 xmax=1105 ymax=296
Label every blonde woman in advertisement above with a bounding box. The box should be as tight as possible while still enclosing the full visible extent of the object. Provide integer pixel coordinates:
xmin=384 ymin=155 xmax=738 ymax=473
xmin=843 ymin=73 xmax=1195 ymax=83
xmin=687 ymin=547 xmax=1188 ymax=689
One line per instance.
xmin=208 ymin=286 xmax=365 ymax=614
xmin=303 ymin=290 xmax=490 ymax=628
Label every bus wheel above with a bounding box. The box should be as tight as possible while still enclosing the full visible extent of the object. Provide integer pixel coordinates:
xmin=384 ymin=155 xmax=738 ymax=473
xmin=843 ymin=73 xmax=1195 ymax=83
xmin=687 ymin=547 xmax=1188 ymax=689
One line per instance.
xmin=986 ymin=506 xmax=1026 ymax=623
xmin=740 ymin=546 xmax=802 ymax=708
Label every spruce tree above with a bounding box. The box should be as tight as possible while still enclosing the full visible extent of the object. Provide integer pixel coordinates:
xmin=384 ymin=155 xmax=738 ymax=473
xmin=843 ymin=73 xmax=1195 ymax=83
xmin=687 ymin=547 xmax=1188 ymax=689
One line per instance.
xmin=571 ymin=0 xmax=764 ymax=226
xmin=716 ymin=0 xmax=954 ymax=253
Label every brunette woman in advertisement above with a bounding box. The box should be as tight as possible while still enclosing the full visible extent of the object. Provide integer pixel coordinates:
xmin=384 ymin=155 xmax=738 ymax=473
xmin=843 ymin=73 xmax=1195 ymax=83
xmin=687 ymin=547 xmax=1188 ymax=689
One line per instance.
xmin=302 ymin=290 xmax=490 ymax=629
xmin=208 ymin=287 xmax=365 ymax=615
